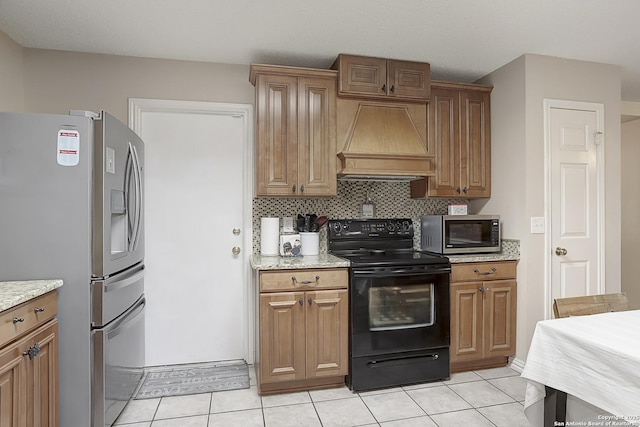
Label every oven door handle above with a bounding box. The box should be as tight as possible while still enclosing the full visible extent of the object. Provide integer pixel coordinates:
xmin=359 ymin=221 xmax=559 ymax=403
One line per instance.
xmin=353 ymin=267 xmax=451 ymax=277
xmin=367 ymin=352 xmax=441 ymax=367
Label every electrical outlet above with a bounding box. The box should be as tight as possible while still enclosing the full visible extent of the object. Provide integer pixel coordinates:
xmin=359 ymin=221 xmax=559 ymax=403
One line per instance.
xmin=531 ymin=217 xmax=545 ymax=234
xmin=282 ymin=217 xmax=294 ymax=232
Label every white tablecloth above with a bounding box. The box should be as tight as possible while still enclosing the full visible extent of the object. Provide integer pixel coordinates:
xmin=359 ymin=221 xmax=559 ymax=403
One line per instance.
xmin=521 ymin=310 xmax=640 ymax=426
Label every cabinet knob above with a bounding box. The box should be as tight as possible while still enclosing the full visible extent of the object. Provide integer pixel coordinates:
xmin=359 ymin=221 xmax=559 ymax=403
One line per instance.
xmin=456 ymin=187 xmax=461 ymax=194
xmin=390 ymin=85 xmax=395 ymax=93
xmin=381 ymin=84 xmax=387 ymax=93
xmin=292 ymin=184 xmax=296 ymax=193
xmin=13 ymin=317 xmax=24 ymax=324
xmin=232 ymin=246 xmax=241 ymax=255
xmin=300 ymin=185 xmax=304 ymax=193
xmin=308 ymin=298 xmax=312 ymax=306
xmin=462 ymin=187 xmax=468 ymax=194
xmin=34 ymin=307 xmax=45 ymax=314
xmin=22 ymin=343 xmax=40 ymax=360
xmin=299 ymin=299 xmax=304 ymax=306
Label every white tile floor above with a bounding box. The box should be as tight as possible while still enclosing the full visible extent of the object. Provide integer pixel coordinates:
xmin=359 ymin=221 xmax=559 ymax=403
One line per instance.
xmin=114 ymin=365 xmax=530 ymax=427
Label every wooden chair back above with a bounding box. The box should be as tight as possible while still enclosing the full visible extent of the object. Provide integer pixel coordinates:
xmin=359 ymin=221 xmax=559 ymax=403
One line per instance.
xmin=553 ymin=293 xmax=630 ymax=318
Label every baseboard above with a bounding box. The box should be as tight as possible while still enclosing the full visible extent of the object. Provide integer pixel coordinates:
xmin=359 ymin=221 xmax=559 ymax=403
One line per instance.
xmin=509 ymin=356 xmax=526 ymax=373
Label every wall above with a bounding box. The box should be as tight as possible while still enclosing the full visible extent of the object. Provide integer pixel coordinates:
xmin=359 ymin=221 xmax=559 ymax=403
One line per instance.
xmin=476 ymin=54 xmax=622 ymax=365
xmin=22 ymin=48 xmax=254 ymax=123
xmin=471 ymin=56 xmax=529 ymax=366
xmin=0 ymin=30 xmax=23 ymax=111
xmin=621 ymin=118 xmax=640 ymax=309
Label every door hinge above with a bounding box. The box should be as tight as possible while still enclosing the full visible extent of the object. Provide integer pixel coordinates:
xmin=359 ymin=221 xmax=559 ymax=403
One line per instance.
xmin=595 ymin=131 xmax=604 ymax=145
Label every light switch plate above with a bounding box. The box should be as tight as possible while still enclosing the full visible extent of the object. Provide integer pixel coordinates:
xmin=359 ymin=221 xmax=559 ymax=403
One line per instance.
xmin=531 ymin=217 xmax=545 ymax=234
xmin=282 ymin=217 xmax=294 ymax=233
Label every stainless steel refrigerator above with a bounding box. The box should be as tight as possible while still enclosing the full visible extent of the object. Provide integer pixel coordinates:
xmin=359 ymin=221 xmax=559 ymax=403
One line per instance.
xmin=0 ymin=110 xmax=146 ymax=427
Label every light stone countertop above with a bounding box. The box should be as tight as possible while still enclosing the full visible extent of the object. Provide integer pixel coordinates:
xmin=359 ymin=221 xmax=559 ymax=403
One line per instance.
xmin=251 ymin=239 xmax=519 ymax=270
xmin=0 ymin=280 xmax=63 ymax=312
xmin=251 ymin=253 xmax=350 ymax=270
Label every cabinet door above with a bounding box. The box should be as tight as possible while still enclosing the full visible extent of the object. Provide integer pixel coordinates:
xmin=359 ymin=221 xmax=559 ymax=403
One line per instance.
xmin=483 ymin=280 xmax=516 ymax=358
xmin=461 ymin=90 xmax=491 ymax=198
xmin=255 ymin=74 xmax=298 ymax=195
xmin=298 ymin=77 xmax=337 ymax=196
xmin=450 ymin=282 xmax=483 ymax=362
xmin=428 ymin=88 xmax=461 ymax=197
xmin=387 ymin=60 xmax=430 ymax=100
xmin=305 ymin=290 xmax=348 ymax=378
xmin=259 ymin=292 xmax=306 ymax=383
xmin=0 ymin=341 xmax=27 ymax=427
xmin=337 ymin=55 xmax=387 ymax=98
xmin=25 ymin=320 xmax=58 ymax=427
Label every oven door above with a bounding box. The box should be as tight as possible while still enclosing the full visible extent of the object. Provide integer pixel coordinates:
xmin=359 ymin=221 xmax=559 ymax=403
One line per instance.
xmin=350 ymin=265 xmax=450 ymax=357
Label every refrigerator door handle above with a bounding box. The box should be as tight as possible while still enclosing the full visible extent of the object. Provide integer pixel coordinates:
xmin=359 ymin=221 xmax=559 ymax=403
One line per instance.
xmin=125 ymin=141 xmax=142 ymax=253
xmin=103 ymin=296 xmax=145 ymax=338
xmin=124 ymin=143 xmax=134 ymax=252
xmin=103 ymin=265 xmax=145 ymax=293
xmin=131 ymin=143 xmax=142 ymax=252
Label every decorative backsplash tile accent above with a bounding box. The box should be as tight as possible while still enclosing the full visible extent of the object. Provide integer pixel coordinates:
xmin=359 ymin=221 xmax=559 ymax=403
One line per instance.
xmin=500 ymin=239 xmax=520 ymax=258
xmin=252 ymin=181 xmax=467 ymax=254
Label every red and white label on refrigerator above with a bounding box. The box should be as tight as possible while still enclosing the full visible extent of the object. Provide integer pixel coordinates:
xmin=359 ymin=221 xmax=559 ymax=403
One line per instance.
xmin=57 ymin=129 xmax=80 ymax=166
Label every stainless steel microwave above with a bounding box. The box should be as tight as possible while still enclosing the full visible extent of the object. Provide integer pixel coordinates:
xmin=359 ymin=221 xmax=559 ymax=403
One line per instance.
xmin=420 ymin=215 xmax=501 ymax=255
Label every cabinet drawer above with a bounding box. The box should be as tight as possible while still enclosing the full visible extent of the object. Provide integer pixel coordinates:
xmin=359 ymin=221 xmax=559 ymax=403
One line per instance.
xmin=260 ymin=268 xmax=348 ymax=292
xmin=451 ymin=262 xmax=516 ymax=282
xmin=0 ymin=291 xmax=57 ymax=347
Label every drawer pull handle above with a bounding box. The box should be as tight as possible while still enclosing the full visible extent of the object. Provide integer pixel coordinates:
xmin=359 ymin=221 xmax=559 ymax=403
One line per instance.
xmin=291 ymin=275 xmax=320 ymax=285
xmin=13 ymin=317 xmax=24 ymax=324
xmin=474 ymin=267 xmax=497 ymax=276
xmin=34 ymin=307 xmax=45 ymax=314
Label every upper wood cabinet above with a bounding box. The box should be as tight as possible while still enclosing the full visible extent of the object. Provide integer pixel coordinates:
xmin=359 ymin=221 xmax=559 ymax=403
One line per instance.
xmin=332 ymin=54 xmax=431 ymax=101
xmin=411 ymin=81 xmax=492 ymax=198
xmin=250 ymin=64 xmax=337 ymax=197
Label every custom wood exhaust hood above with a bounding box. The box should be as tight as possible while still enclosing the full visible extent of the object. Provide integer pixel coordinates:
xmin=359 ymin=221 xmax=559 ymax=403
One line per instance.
xmin=336 ymin=98 xmax=434 ymax=180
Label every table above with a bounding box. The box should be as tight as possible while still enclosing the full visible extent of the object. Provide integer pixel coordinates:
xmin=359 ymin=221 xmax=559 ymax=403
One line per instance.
xmin=521 ymin=310 xmax=640 ymax=426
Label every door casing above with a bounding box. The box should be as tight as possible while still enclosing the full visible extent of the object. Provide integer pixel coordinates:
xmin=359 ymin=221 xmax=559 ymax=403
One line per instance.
xmin=128 ymin=98 xmax=254 ymax=364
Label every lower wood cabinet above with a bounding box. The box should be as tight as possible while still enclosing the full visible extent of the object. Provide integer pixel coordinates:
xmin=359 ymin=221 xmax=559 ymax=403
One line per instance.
xmin=450 ymin=261 xmax=517 ymax=372
xmin=0 ymin=291 xmax=58 ymax=427
xmin=256 ymin=268 xmax=348 ymax=394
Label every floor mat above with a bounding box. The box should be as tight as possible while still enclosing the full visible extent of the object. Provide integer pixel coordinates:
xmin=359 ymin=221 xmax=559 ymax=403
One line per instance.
xmin=134 ymin=360 xmax=249 ymax=399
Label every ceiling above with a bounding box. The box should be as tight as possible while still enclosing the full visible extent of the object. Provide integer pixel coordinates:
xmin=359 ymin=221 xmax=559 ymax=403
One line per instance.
xmin=2 ymin=0 xmax=640 ymax=102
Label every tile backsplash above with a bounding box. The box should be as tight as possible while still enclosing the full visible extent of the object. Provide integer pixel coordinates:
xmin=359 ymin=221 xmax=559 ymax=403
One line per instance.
xmin=252 ymin=180 xmax=466 ymax=254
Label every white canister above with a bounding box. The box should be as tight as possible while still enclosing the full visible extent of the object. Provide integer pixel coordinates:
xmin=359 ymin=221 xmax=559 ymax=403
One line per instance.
xmin=299 ymin=232 xmax=320 ymax=256
xmin=260 ymin=217 xmax=280 ymax=256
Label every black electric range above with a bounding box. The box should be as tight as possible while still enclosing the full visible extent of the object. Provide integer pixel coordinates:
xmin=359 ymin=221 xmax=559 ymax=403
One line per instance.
xmin=328 ymin=218 xmax=452 ymax=391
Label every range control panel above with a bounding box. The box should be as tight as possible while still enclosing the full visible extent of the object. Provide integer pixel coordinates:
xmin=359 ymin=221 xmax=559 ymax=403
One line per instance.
xmin=329 ymin=219 xmax=414 ymax=239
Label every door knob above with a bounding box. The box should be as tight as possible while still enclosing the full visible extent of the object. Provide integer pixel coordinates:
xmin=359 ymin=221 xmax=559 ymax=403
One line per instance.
xmin=555 ymin=247 xmax=568 ymax=256
xmin=232 ymin=246 xmax=241 ymax=255
xmin=232 ymin=228 xmax=241 ymax=236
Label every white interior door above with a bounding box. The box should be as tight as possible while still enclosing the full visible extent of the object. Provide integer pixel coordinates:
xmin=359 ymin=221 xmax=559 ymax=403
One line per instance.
xmin=546 ymin=100 xmax=605 ymax=317
xmin=129 ymin=99 xmax=253 ymax=366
